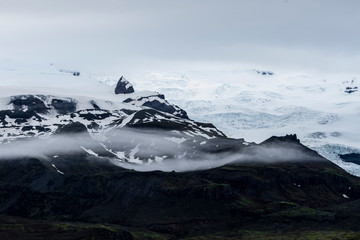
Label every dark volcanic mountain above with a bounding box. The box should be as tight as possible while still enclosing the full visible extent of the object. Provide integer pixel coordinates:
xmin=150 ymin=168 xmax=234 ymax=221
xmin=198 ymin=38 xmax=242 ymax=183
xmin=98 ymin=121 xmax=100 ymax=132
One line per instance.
xmin=1 ymin=79 xmax=360 ymax=239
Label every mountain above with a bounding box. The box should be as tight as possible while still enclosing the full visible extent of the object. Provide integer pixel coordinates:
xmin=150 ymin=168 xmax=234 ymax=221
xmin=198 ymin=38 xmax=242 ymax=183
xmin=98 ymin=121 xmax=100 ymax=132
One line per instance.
xmin=0 ymin=82 xmax=229 ymax=170
xmin=121 ymin=70 xmax=360 ymax=176
xmin=2 ymin=64 xmax=359 ymax=174
xmin=1 ymin=67 xmax=360 ymax=239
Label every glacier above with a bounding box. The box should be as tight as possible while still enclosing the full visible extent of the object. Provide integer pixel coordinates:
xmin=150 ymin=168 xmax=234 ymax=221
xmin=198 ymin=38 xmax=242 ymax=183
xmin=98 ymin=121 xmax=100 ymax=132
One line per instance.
xmin=126 ymin=70 xmax=360 ymax=176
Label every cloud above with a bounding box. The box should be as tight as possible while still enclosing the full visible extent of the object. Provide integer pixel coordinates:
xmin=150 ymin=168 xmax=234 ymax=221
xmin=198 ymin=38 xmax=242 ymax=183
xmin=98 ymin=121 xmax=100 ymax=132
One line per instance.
xmin=0 ymin=0 xmax=359 ymax=74
xmin=0 ymin=129 xmax=321 ymax=172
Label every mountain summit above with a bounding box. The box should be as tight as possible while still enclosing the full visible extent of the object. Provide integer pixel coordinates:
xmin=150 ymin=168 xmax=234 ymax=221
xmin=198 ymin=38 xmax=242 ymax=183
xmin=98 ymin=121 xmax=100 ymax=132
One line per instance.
xmin=114 ymin=76 xmax=135 ymax=94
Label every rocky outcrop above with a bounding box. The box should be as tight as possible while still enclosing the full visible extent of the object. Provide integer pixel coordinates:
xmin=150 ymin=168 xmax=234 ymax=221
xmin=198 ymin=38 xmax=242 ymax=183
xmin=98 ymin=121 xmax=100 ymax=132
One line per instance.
xmin=114 ymin=76 xmax=134 ymax=94
xmin=261 ymin=134 xmax=301 ymax=144
xmin=123 ymin=93 xmax=189 ymax=119
xmin=254 ymin=69 xmax=274 ymax=76
xmin=339 ymin=153 xmax=360 ymax=165
xmin=345 ymin=86 xmax=358 ymax=94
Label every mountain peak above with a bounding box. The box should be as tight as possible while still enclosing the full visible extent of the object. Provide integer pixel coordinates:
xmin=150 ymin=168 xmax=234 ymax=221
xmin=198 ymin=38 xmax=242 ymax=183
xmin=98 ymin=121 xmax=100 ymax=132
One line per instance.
xmin=114 ymin=76 xmax=135 ymax=94
xmin=261 ymin=134 xmax=301 ymax=145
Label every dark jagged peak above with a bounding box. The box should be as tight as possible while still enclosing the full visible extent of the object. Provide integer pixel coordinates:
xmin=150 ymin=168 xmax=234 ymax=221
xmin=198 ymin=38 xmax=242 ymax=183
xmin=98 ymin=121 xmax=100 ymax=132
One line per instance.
xmin=248 ymin=134 xmax=328 ymax=164
xmin=114 ymin=76 xmax=135 ymax=94
xmin=261 ymin=134 xmax=300 ymax=145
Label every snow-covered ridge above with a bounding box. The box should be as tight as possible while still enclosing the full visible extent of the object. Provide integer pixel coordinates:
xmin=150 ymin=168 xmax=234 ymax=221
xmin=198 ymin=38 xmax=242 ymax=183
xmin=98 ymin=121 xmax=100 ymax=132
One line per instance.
xmin=0 ymin=90 xmax=219 ymax=141
xmin=0 ymin=74 xmax=229 ymax=167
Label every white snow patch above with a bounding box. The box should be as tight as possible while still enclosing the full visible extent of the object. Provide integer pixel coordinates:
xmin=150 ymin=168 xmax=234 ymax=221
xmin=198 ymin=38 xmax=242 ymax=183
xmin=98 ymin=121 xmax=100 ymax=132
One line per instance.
xmin=80 ymin=146 xmax=99 ymax=157
xmin=128 ymin=144 xmax=142 ymax=164
xmin=52 ymin=164 xmax=64 ymax=175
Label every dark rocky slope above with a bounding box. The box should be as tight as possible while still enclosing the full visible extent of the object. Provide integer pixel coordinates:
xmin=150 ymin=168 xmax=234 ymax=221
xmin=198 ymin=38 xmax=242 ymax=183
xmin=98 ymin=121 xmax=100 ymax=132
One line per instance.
xmin=1 ymin=137 xmax=360 ymax=239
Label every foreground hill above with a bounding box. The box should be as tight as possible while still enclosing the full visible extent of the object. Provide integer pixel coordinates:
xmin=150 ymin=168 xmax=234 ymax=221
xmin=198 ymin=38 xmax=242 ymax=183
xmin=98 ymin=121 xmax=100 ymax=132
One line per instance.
xmin=1 ymin=150 xmax=360 ymax=239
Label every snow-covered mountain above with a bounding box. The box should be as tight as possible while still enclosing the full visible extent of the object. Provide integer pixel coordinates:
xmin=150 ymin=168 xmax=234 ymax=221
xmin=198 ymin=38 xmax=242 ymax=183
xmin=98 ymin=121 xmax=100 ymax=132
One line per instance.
xmin=1 ymin=63 xmax=359 ymax=175
xmin=0 ymin=79 xmax=234 ymax=172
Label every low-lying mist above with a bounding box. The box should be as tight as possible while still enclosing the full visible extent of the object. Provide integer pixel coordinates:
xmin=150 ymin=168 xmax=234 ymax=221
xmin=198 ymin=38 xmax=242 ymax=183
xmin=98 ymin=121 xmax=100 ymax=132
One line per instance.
xmin=0 ymin=129 xmax=321 ymax=173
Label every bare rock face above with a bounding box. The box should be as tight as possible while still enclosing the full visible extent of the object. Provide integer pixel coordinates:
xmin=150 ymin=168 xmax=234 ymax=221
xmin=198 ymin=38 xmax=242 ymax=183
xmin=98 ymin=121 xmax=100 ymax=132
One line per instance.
xmin=114 ymin=76 xmax=134 ymax=94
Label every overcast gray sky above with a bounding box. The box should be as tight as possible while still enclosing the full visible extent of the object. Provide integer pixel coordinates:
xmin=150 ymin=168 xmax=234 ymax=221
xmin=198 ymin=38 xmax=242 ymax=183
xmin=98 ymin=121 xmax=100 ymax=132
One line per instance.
xmin=0 ymin=0 xmax=359 ymax=75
